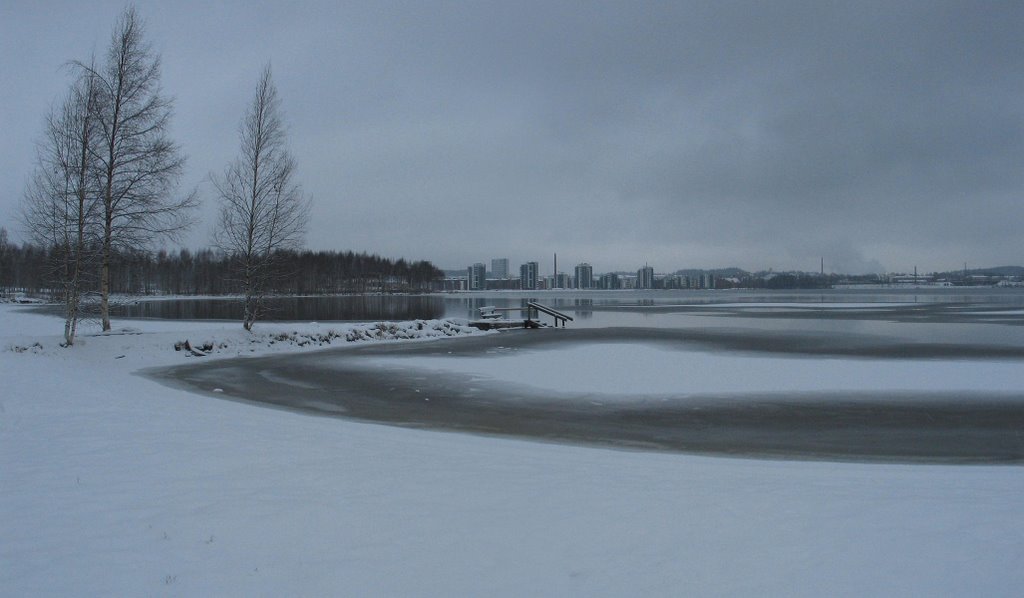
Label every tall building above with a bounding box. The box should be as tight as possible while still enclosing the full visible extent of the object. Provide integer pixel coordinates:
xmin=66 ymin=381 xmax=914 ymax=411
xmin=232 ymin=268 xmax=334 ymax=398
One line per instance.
xmin=637 ymin=265 xmax=655 ymax=289
xmin=599 ymin=272 xmax=620 ymax=289
xmin=520 ymin=261 xmax=539 ymax=290
xmin=491 ymin=258 xmax=509 ymax=279
xmin=468 ymin=263 xmax=486 ymax=291
xmin=574 ymin=263 xmax=593 ymax=289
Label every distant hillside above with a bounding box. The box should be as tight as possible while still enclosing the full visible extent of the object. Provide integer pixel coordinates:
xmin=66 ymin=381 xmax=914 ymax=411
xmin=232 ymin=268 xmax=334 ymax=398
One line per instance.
xmin=933 ymin=266 xmax=1024 ymax=277
xmin=967 ymin=266 xmax=1024 ymax=277
xmin=675 ymin=267 xmax=749 ymax=279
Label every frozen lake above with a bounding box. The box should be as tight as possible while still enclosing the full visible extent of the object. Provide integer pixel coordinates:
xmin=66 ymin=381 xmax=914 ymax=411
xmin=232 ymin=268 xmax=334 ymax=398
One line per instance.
xmin=156 ymin=292 xmax=1024 ymax=463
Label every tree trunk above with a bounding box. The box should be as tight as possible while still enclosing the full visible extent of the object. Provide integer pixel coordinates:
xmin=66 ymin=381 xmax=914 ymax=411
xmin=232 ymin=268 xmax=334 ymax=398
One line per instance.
xmin=100 ymin=223 xmax=112 ymax=331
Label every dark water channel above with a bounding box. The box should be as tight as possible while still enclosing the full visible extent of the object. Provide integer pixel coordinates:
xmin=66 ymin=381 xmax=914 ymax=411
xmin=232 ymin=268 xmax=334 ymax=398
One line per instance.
xmin=156 ymin=325 xmax=1024 ymax=464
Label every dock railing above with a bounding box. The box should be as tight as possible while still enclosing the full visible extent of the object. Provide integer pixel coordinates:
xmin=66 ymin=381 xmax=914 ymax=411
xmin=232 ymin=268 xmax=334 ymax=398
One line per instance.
xmin=526 ymin=302 xmax=574 ymax=328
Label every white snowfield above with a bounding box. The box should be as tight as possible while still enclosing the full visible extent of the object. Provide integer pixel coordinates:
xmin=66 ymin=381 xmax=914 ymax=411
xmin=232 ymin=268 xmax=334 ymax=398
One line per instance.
xmin=2 ymin=303 xmax=1023 ymax=596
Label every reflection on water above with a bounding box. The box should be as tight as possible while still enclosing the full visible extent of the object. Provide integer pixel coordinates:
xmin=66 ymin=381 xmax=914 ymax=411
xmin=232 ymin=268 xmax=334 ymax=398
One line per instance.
xmin=111 ymin=294 xmax=446 ymax=322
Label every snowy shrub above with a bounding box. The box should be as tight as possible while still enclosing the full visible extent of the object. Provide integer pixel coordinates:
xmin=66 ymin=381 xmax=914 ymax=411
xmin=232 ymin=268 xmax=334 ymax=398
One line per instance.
xmin=168 ymin=319 xmax=484 ymax=358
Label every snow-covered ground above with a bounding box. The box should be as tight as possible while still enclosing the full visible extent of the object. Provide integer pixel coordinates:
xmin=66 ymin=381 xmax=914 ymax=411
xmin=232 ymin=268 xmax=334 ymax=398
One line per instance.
xmin=2 ymin=304 xmax=1023 ymax=596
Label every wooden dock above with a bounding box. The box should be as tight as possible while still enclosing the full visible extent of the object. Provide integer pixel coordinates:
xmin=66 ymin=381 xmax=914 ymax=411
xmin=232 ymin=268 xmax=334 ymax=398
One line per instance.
xmin=468 ymin=302 xmax=573 ymax=330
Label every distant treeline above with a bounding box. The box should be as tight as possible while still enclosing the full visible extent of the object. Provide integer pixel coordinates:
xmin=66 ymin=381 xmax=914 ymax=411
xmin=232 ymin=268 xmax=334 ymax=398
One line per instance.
xmin=0 ymin=240 xmax=444 ymax=296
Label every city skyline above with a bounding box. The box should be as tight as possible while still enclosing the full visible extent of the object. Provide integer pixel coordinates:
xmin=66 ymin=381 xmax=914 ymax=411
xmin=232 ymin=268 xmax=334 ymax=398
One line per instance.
xmin=459 ymin=254 xmax=985 ymax=280
xmin=450 ymin=254 xmax=1019 ymax=291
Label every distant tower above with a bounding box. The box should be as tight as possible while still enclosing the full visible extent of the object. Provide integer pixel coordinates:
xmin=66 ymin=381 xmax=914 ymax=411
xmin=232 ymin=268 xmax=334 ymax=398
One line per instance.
xmin=553 ymin=253 xmax=558 ymax=288
xmin=520 ymin=261 xmax=539 ymax=290
xmin=467 ymin=263 xmax=486 ymax=291
xmin=637 ymin=264 xmax=655 ymax=289
xmin=491 ymin=258 xmax=509 ymax=279
xmin=821 ymin=257 xmax=824 ymax=276
xmin=599 ymin=272 xmax=620 ymax=289
xmin=574 ymin=263 xmax=593 ymax=289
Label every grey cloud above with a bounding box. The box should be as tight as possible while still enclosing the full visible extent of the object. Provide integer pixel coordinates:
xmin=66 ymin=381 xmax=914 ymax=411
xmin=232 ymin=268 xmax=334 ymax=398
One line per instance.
xmin=2 ymin=1 xmax=1022 ymax=274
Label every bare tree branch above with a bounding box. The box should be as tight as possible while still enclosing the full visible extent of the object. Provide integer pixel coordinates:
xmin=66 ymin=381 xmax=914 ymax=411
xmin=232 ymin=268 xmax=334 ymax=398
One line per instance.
xmin=20 ymin=65 xmax=103 ymax=345
xmin=74 ymin=5 xmax=195 ymax=331
xmin=213 ymin=65 xmax=310 ymax=330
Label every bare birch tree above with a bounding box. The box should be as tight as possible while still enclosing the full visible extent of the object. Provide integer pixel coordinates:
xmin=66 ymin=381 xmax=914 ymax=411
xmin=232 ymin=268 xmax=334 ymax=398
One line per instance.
xmin=0 ymin=228 xmax=8 ymax=286
xmin=213 ymin=65 xmax=310 ymax=330
xmin=21 ymin=68 xmax=102 ymax=345
xmin=77 ymin=5 xmax=196 ymax=331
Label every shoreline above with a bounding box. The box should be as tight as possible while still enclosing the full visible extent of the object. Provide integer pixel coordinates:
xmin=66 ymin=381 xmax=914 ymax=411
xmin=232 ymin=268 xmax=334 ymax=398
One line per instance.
xmin=152 ymin=328 xmax=1024 ymax=465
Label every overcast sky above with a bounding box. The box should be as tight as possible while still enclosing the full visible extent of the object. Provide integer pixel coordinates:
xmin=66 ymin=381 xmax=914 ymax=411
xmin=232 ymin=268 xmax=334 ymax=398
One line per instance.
xmin=1 ymin=1 xmax=1021 ymax=274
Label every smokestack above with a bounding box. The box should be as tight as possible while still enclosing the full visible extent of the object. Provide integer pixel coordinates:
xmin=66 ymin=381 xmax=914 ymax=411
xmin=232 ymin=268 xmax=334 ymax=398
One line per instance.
xmin=554 ymin=253 xmax=558 ymax=288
